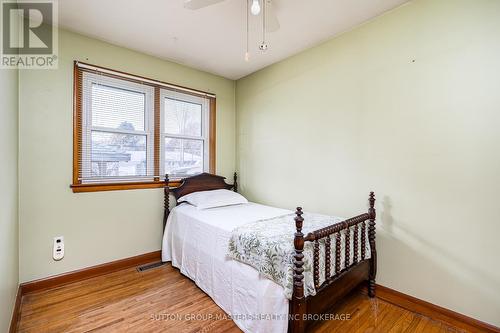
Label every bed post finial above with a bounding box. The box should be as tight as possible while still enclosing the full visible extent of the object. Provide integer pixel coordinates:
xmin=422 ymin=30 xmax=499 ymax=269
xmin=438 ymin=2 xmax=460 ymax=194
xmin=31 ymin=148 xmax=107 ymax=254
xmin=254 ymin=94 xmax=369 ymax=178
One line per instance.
xmin=291 ymin=207 xmax=306 ymax=333
xmin=294 ymin=207 xmax=304 ymax=233
xmin=233 ymin=172 xmax=238 ymax=192
xmin=369 ymin=191 xmax=376 ymax=219
xmin=163 ymin=174 xmax=170 ymax=230
xmin=368 ymin=191 xmax=377 ymax=297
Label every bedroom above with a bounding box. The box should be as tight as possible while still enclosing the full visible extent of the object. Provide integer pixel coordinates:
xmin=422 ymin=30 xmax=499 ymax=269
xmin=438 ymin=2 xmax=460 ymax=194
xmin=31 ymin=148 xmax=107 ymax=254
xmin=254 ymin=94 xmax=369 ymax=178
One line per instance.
xmin=1 ymin=0 xmax=499 ymax=332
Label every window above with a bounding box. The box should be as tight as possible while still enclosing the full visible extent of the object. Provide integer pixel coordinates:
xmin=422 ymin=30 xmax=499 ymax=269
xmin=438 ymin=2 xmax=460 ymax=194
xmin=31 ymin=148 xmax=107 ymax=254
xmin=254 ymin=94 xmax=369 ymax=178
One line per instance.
xmin=162 ymin=90 xmax=209 ymax=178
xmin=81 ymin=74 xmax=155 ymax=183
xmin=72 ymin=62 xmax=216 ymax=192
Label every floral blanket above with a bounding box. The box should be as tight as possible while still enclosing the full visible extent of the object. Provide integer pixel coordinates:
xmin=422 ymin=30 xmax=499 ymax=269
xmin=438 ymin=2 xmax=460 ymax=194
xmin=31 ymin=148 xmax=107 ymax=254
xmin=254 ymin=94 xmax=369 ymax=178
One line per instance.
xmin=227 ymin=212 xmax=371 ymax=299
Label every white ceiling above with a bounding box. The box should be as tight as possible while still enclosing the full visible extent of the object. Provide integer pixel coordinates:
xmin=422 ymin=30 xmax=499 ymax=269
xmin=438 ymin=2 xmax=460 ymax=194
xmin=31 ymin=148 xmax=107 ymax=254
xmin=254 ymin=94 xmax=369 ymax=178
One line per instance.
xmin=59 ymin=0 xmax=410 ymax=80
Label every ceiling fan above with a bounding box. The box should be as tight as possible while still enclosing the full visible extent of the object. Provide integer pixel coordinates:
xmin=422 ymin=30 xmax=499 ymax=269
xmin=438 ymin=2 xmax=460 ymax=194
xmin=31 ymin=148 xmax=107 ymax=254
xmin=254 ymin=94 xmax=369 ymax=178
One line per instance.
xmin=184 ymin=0 xmax=280 ymax=32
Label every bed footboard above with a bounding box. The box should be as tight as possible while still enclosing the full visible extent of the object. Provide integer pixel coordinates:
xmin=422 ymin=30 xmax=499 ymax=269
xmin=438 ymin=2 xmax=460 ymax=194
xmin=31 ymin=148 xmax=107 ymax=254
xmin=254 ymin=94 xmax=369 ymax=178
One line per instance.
xmin=289 ymin=192 xmax=376 ymax=333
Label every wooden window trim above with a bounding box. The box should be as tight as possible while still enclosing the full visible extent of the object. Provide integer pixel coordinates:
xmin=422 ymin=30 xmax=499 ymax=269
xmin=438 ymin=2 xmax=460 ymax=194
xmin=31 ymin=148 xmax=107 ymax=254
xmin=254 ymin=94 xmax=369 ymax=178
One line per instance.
xmin=209 ymin=97 xmax=216 ymax=173
xmin=71 ymin=61 xmax=216 ymax=193
xmin=71 ymin=181 xmax=182 ymax=193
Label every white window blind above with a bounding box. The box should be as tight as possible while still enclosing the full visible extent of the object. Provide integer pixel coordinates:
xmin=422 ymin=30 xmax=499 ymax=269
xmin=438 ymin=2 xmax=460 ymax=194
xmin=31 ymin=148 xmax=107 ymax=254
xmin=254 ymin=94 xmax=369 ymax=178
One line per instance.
xmin=161 ymin=90 xmax=209 ymax=179
xmin=81 ymin=72 xmax=155 ymax=183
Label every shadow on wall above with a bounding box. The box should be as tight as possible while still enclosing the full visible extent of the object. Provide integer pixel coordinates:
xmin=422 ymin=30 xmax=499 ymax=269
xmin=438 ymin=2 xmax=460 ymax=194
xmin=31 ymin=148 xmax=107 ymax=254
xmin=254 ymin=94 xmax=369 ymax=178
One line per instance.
xmin=378 ymin=196 xmax=500 ymax=323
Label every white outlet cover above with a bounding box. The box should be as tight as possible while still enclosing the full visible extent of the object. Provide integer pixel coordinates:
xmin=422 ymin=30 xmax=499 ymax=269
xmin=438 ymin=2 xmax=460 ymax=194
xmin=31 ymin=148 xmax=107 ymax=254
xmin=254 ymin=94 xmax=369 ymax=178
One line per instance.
xmin=53 ymin=236 xmax=64 ymax=261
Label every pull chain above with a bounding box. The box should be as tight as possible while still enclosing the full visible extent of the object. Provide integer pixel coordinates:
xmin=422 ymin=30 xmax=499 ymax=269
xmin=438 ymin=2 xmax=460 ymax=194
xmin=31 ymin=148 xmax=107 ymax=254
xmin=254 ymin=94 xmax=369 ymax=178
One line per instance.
xmin=260 ymin=0 xmax=268 ymax=51
xmin=245 ymin=0 xmax=250 ymax=61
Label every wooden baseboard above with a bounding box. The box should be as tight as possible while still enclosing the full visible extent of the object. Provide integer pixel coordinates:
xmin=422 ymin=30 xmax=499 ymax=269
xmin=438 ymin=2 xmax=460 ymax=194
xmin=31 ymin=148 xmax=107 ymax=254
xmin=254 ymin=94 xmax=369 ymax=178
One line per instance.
xmin=20 ymin=250 xmax=161 ymax=294
xmin=9 ymin=286 xmax=22 ymax=333
xmin=9 ymin=251 xmax=162 ymax=332
xmin=364 ymin=284 xmax=500 ymax=333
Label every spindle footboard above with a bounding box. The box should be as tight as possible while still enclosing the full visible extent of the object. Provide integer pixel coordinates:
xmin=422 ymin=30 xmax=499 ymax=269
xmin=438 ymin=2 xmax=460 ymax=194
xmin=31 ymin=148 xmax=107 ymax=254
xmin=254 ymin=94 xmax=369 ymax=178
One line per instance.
xmin=289 ymin=192 xmax=376 ymax=333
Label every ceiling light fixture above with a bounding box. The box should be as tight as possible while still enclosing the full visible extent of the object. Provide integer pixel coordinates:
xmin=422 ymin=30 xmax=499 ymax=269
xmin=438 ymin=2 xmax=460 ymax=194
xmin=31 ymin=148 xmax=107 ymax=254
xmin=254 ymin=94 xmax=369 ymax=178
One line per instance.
xmin=250 ymin=0 xmax=261 ymax=16
xmin=183 ymin=0 xmax=279 ymax=61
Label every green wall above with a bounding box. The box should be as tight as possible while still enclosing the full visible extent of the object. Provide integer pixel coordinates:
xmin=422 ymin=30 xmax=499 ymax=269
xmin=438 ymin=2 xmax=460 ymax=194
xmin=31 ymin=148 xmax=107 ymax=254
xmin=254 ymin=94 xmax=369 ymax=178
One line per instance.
xmin=236 ymin=0 xmax=500 ymax=326
xmin=19 ymin=29 xmax=236 ymax=282
xmin=0 ymin=67 xmax=19 ymax=331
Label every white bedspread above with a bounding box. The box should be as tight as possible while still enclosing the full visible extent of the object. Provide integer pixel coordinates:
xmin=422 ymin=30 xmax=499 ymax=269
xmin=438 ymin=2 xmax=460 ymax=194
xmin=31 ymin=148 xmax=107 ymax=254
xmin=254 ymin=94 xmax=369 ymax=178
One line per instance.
xmin=162 ymin=202 xmax=292 ymax=333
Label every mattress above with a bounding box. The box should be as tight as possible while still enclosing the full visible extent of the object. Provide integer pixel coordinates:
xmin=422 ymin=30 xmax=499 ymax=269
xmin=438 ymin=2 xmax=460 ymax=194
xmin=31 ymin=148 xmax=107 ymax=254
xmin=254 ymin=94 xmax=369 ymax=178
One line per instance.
xmin=162 ymin=202 xmax=292 ymax=333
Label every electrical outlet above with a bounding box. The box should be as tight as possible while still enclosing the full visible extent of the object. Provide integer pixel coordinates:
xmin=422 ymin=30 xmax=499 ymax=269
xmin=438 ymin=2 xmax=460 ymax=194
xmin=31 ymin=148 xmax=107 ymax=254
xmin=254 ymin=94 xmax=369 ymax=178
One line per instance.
xmin=53 ymin=236 xmax=64 ymax=261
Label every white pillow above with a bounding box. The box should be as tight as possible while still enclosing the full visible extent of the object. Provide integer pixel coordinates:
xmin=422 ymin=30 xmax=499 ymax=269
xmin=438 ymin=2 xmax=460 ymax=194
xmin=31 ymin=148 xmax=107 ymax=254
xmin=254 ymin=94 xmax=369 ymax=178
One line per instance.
xmin=178 ymin=189 xmax=248 ymax=210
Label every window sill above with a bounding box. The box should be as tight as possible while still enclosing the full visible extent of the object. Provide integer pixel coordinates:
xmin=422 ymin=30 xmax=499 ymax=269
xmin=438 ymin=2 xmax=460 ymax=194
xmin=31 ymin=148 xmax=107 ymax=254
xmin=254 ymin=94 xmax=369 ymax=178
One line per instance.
xmin=71 ymin=180 xmax=182 ymax=193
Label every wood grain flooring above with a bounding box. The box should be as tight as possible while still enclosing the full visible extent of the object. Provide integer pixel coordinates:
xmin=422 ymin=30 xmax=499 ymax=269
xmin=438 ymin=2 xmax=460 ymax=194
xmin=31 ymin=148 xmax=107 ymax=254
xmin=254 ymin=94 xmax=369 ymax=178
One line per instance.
xmin=16 ymin=263 xmax=466 ymax=333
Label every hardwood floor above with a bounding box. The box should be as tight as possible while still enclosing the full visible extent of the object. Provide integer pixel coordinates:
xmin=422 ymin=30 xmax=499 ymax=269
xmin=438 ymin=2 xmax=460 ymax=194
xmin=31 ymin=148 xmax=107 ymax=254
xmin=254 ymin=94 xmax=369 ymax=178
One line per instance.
xmin=16 ymin=263 xmax=465 ymax=333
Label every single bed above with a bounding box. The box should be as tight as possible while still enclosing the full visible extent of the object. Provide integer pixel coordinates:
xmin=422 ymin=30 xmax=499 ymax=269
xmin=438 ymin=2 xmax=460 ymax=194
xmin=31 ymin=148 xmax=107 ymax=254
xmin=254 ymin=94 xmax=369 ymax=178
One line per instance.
xmin=161 ymin=173 xmax=376 ymax=333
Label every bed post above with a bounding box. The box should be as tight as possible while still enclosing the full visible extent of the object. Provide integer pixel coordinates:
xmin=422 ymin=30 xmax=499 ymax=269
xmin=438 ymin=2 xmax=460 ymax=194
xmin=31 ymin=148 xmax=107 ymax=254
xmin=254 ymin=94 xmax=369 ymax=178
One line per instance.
xmin=233 ymin=172 xmax=238 ymax=192
xmin=368 ymin=192 xmax=377 ymax=297
xmin=163 ymin=174 xmax=170 ymax=231
xmin=291 ymin=207 xmax=306 ymax=333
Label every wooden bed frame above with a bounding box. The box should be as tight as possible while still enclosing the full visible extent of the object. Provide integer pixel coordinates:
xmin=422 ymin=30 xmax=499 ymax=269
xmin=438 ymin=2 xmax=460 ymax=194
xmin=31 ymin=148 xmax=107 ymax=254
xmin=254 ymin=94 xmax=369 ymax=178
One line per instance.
xmin=163 ymin=173 xmax=376 ymax=333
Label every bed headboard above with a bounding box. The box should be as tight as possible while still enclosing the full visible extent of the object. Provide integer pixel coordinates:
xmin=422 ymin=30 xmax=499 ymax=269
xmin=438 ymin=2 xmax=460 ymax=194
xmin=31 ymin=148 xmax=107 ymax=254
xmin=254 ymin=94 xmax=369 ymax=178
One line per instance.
xmin=171 ymin=172 xmax=237 ymax=199
xmin=163 ymin=172 xmax=237 ymax=229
